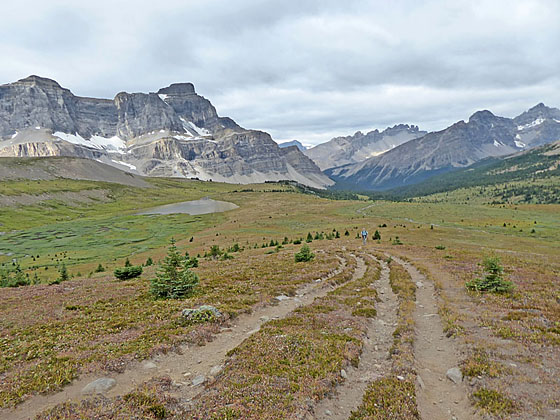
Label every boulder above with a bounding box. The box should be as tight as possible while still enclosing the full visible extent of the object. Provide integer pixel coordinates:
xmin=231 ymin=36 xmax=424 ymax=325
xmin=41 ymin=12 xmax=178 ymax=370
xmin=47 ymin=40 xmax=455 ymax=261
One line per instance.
xmin=182 ymin=305 xmax=223 ymax=323
xmin=446 ymin=367 xmax=463 ymax=384
xmin=81 ymin=377 xmax=116 ymax=395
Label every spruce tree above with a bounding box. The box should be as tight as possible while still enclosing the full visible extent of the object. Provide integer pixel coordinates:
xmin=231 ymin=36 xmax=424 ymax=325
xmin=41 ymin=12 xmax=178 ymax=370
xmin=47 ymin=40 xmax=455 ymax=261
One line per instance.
xmin=150 ymin=238 xmax=199 ymax=299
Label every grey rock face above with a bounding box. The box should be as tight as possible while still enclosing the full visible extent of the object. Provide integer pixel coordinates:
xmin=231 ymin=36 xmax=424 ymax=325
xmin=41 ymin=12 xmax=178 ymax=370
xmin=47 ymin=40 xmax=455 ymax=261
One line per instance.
xmin=0 ymin=76 xmax=332 ymax=188
xmin=278 ymin=140 xmax=307 ymax=151
xmin=305 ymin=124 xmax=427 ymax=170
xmin=81 ymin=377 xmax=117 ymax=394
xmin=328 ymin=105 xmax=560 ymax=190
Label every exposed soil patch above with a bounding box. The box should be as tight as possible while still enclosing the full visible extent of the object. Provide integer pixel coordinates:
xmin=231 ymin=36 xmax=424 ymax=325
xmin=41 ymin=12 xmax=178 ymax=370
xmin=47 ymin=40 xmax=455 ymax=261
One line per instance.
xmin=392 ymin=256 xmax=479 ymax=420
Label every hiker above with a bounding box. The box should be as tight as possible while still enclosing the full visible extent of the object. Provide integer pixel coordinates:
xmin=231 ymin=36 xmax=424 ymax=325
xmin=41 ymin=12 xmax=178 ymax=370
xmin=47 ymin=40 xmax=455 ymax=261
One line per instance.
xmin=361 ymin=228 xmax=368 ymax=245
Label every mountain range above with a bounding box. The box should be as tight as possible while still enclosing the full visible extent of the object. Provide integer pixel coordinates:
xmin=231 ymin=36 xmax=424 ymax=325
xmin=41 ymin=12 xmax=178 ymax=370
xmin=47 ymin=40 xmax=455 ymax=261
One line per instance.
xmin=304 ymin=124 xmax=427 ymax=171
xmin=0 ymin=76 xmax=332 ymax=189
xmin=1 ymin=75 xmax=559 ymax=194
xmin=326 ymin=104 xmax=560 ymax=190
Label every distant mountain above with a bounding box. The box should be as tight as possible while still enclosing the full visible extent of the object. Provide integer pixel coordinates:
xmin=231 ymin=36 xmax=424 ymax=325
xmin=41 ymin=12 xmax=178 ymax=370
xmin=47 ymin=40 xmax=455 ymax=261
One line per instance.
xmin=304 ymin=124 xmax=427 ymax=170
xmin=0 ymin=76 xmax=332 ymax=189
xmin=328 ymin=104 xmax=560 ymax=191
xmin=278 ymin=140 xmax=307 ymax=152
xmin=390 ymin=139 xmax=560 ymax=203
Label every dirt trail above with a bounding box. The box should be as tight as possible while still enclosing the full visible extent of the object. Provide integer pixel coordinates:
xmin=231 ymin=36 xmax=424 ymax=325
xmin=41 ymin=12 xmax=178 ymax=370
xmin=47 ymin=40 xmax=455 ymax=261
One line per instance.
xmin=313 ymin=256 xmax=398 ymax=420
xmin=391 ymin=256 xmax=478 ymax=420
xmin=1 ymin=256 xmax=353 ymax=420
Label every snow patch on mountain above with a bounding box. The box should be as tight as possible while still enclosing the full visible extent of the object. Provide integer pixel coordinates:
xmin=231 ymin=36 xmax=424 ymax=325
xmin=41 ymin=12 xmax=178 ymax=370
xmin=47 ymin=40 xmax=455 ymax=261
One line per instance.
xmin=111 ymin=160 xmax=137 ymax=171
xmin=54 ymin=132 xmax=126 ymax=151
xmin=517 ymin=117 xmax=545 ymax=131
xmin=187 ymin=121 xmax=211 ymax=136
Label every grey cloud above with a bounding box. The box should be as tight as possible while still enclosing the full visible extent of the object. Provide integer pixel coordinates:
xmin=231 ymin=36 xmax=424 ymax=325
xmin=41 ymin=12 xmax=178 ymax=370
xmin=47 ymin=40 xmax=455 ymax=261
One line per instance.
xmin=0 ymin=0 xmax=559 ymax=144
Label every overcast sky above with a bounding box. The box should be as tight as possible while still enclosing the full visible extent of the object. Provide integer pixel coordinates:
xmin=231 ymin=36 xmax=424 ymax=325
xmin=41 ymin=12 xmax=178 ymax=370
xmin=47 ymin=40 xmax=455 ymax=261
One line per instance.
xmin=1 ymin=0 xmax=559 ymax=146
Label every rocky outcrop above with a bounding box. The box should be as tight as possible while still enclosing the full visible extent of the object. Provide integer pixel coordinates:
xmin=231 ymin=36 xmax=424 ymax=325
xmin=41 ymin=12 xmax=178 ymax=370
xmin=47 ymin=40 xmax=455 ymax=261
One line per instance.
xmin=0 ymin=76 xmax=332 ymax=188
xmin=304 ymin=124 xmax=427 ymax=170
xmin=328 ymin=106 xmax=560 ymax=190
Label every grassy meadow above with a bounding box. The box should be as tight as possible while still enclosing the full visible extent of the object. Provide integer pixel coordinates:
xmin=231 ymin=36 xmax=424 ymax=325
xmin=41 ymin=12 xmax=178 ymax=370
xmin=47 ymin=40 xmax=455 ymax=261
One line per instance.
xmin=0 ymin=175 xmax=559 ymax=419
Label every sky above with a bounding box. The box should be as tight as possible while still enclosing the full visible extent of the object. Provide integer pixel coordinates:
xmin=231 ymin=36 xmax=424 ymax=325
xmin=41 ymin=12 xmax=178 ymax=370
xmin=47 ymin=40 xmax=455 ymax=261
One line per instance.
xmin=1 ymin=0 xmax=559 ymax=146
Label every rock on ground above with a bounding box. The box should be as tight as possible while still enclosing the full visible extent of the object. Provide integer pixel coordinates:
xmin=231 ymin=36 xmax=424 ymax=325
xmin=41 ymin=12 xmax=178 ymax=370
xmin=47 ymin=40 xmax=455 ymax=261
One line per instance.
xmin=446 ymin=367 xmax=463 ymax=384
xmin=81 ymin=378 xmax=117 ymax=395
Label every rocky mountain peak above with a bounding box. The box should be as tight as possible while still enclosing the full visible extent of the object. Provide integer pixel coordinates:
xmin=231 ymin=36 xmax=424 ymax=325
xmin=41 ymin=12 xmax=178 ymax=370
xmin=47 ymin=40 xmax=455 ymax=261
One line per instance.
xmin=15 ymin=75 xmax=64 ymax=89
xmin=514 ymin=103 xmax=560 ymax=125
xmin=468 ymin=110 xmax=496 ymax=123
xmin=157 ymin=83 xmax=196 ymax=96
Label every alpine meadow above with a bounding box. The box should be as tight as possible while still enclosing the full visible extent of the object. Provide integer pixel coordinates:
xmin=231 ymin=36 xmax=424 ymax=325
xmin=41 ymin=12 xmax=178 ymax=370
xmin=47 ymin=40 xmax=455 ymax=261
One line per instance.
xmin=1 ymin=1 xmax=559 ymax=420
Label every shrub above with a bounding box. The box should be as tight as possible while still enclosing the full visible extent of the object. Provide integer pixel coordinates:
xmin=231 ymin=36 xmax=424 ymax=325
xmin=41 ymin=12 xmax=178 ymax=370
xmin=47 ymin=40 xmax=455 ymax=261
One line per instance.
xmin=293 ymin=238 xmax=302 ymax=245
xmin=435 ymin=245 xmax=446 ymax=250
xmin=466 ymin=257 xmax=513 ymax=293
xmin=295 ymin=244 xmax=315 ymax=262
xmin=58 ymin=263 xmax=69 ymax=282
xmin=145 ymin=257 xmax=154 ymax=266
xmin=306 ymin=233 xmax=313 ymax=243
xmin=94 ymin=264 xmax=105 ymax=273
xmin=228 ymin=243 xmax=241 ymax=253
xmin=206 ymin=245 xmax=222 ymax=259
xmin=373 ymin=230 xmax=381 ymax=240
xmin=344 ymin=230 xmax=350 ymax=236
xmin=114 ymin=265 xmax=143 ymax=280
xmin=392 ymin=236 xmax=403 ymax=245
xmin=0 ymin=264 xmax=30 ymax=288
xmin=151 ymin=239 xmax=199 ymax=299
xmin=184 ymin=253 xmax=199 ymax=268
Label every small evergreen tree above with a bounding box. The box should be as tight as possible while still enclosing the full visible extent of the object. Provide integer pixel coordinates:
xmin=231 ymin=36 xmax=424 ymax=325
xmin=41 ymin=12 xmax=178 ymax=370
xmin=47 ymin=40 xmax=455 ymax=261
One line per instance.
xmin=124 ymin=258 xmax=132 ymax=267
xmin=32 ymin=272 xmax=41 ymax=285
xmin=145 ymin=257 xmax=154 ymax=266
xmin=335 ymin=231 xmax=340 ymax=238
xmin=151 ymin=239 xmax=199 ymax=299
xmin=207 ymin=245 xmax=222 ymax=259
xmin=58 ymin=263 xmax=69 ymax=282
xmin=466 ymin=257 xmax=513 ymax=293
xmin=306 ymin=232 xmax=313 ymax=243
xmin=95 ymin=263 xmax=105 ymax=273
xmin=373 ymin=230 xmax=381 ymax=240
xmin=295 ymin=244 xmax=315 ymax=262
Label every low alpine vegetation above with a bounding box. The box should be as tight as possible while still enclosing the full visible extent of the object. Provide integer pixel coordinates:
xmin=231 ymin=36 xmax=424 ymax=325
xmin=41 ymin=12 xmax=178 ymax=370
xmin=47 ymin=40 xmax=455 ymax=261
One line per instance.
xmin=114 ymin=258 xmax=143 ymax=281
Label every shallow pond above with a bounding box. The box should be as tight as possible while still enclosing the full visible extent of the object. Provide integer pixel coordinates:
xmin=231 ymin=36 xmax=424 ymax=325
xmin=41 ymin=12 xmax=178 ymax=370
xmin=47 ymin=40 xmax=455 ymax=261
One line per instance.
xmin=137 ymin=198 xmax=238 ymax=215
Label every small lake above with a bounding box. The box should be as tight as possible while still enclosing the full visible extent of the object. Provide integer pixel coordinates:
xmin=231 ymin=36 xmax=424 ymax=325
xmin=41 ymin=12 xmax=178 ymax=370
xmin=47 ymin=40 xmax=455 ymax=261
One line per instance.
xmin=137 ymin=198 xmax=238 ymax=215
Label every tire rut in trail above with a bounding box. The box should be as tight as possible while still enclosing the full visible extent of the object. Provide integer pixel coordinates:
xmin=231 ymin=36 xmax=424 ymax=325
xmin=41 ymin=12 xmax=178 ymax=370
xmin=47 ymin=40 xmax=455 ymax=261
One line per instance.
xmin=313 ymin=256 xmax=398 ymax=420
xmin=1 ymin=256 xmax=350 ymax=420
xmin=390 ymin=256 xmax=479 ymax=420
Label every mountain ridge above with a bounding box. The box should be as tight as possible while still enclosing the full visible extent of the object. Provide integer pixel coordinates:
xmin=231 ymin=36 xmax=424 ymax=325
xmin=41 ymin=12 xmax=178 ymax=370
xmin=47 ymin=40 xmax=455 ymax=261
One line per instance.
xmin=304 ymin=124 xmax=427 ymax=170
xmin=327 ymin=104 xmax=560 ymax=190
xmin=0 ymin=76 xmax=332 ymax=189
